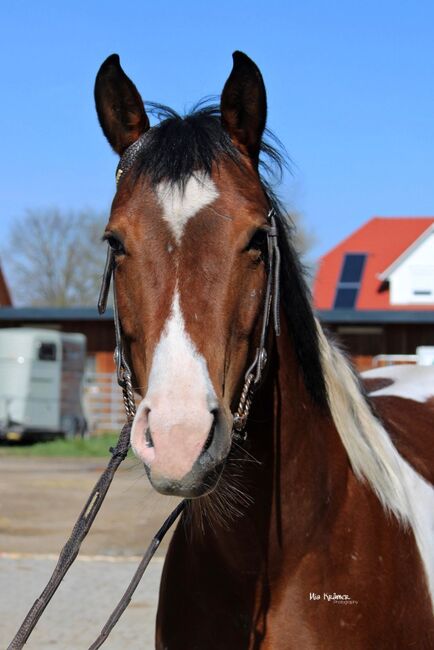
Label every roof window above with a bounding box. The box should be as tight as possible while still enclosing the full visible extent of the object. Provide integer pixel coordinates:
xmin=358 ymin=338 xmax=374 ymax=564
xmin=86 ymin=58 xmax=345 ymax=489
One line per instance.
xmin=334 ymin=254 xmax=366 ymax=309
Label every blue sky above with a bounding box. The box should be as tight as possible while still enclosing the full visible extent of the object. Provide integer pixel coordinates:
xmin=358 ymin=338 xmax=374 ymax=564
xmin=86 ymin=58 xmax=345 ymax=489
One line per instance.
xmin=1 ymin=0 xmax=433 ymax=260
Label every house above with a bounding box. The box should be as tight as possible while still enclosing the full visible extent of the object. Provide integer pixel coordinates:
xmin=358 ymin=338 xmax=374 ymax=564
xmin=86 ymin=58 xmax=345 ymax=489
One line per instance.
xmin=314 ymin=217 xmax=434 ymax=370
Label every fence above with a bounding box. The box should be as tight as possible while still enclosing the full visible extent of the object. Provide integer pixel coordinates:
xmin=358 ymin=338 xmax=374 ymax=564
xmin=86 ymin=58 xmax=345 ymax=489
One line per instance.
xmin=84 ymin=372 xmax=131 ymax=433
xmin=372 ymin=354 xmax=418 ymax=368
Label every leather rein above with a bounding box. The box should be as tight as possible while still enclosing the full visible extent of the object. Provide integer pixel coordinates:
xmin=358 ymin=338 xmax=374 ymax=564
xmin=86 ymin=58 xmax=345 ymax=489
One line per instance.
xmin=8 ymin=139 xmax=281 ymax=649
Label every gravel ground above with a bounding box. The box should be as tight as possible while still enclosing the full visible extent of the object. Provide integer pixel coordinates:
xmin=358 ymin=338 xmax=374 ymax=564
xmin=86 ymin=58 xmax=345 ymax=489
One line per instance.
xmin=0 ymin=457 xmax=181 ymax=556
xmin=1 ymin=554 xmax=163 ymax=649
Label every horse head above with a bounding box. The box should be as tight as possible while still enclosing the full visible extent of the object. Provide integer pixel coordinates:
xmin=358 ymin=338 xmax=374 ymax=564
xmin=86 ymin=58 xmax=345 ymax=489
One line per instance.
xmin=94 ymin=52 xmax=279 ymax=498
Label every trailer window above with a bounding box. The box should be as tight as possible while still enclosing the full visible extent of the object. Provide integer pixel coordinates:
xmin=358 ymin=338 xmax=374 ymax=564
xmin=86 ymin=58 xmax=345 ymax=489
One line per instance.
xmin=38 ymin=342 xmax=57 ymax=361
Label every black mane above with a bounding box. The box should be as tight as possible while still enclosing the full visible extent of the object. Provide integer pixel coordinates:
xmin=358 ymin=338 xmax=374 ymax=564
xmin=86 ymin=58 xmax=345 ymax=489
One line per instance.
xmin=132 ymin=102 xmax=328 ymax=409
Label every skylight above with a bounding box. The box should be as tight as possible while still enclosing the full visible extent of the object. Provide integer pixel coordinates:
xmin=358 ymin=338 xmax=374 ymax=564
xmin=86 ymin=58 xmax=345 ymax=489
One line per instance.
xmin=334 ymin=253 xmax=366 ymax=309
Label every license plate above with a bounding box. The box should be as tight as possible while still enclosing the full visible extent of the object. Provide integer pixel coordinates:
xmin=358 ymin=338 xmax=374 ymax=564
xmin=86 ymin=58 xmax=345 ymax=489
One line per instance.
xmin=6 ymin=431 xmax=22 ymax=441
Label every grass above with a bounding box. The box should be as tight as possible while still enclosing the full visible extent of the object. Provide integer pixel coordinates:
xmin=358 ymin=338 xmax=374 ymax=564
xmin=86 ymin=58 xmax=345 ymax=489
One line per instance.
xmin=0 ymin=433 xmax=133 ymax=458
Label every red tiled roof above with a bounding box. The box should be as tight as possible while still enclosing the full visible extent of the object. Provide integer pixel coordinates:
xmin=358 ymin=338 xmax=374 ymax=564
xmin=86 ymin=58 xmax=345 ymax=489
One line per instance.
xmin=313 ymin=217 xmax=434 ymax=310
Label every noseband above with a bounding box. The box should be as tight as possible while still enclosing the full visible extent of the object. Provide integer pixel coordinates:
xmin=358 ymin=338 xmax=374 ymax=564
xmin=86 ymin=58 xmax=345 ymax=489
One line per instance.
xmin=98 ymin=143 xmax=281 ymax=439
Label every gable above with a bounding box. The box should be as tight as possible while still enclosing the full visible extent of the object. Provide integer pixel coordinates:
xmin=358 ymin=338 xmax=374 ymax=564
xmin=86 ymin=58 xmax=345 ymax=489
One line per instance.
xmin=387 ymin=229 xmax=434 ymax=305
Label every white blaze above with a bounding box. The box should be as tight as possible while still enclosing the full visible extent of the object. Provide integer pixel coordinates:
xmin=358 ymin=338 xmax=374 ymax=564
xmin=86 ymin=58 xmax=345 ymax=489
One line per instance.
xmin=145 ymin=290 xmax=217 ymax=411
xmin=131 ymin=173 xmax=219 ymax=479
xmin=155 ymin=172 xmax=219 ymax=243
xmin=131 ymin=290 xmax=217 ymax=479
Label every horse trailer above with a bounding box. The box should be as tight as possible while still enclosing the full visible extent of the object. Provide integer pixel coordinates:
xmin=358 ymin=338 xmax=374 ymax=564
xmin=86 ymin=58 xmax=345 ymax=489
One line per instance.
xmin=0 ymin=328 xmax=87 ymax=441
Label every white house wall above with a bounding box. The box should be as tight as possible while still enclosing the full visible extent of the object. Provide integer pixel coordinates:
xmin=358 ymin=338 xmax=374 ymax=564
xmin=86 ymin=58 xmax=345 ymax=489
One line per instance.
xmin=389 ymin=230 xmax=434 ymax=305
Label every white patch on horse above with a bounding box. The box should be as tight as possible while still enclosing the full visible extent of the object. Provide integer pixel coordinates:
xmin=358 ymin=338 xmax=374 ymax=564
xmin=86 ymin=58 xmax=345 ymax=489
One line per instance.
xmin=155 ymin=173 xmax=219 ymax=243
xmin=316 ymin=323 xmax=434 ymax=610
xmin=131 ymin=289 xmax=217 ymax=479
xmin=363 ymin=365 xmax=434 ymax=403
xmin=146 ymin=290 xmax=216 ymax=408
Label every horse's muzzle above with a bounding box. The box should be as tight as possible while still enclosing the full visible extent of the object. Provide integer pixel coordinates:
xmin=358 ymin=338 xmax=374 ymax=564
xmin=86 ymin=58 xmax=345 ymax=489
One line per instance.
xmin=131 ymin=401 xmax=231 ymax=497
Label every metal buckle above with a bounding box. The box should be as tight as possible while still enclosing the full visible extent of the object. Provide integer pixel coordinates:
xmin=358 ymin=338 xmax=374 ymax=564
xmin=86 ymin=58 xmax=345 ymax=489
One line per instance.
xmin=114 ymin=347 xmax=125 ymax=387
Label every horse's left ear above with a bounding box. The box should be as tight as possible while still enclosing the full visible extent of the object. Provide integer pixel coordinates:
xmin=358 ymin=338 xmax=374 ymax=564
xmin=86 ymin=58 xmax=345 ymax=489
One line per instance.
xmin=220 ymin=51 xmax=267 ymax=164
xmin=94 ymin=54 xmax=150 ymax=155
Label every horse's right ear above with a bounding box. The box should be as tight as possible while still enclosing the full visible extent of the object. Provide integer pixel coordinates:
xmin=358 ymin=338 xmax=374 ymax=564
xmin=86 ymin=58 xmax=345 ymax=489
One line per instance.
xmin=220 ymin=51 xmax=267 ymax=165
xmin=94 ymin=54 xmax=150 ymax=155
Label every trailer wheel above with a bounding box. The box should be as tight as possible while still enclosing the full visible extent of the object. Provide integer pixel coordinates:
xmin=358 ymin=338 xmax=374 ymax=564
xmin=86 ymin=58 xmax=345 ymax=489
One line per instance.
xmin=61 ymin=415 xmax=80 ymax=440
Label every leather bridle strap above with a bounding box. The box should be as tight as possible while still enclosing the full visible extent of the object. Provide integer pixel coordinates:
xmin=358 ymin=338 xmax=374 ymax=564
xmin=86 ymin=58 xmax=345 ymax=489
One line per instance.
xmin=115 ymin=131 xmax=149 ymax=184
xmin=233 ymin=206 xmax=281 ymax=438
xmin=98 ymin=248 xmax=136 ymax=420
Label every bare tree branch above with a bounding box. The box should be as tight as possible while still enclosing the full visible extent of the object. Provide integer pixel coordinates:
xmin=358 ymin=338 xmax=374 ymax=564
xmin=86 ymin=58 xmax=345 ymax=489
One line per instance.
xmin=2 ymin=205 xmax=317 ymax=306
xmin=3 ymin=209 xmax=108 ymax=306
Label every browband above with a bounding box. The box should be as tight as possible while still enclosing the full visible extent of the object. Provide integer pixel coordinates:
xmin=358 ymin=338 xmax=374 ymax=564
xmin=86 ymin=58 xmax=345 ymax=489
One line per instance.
xmin=115 ymin=132 xmax=150 ymax=184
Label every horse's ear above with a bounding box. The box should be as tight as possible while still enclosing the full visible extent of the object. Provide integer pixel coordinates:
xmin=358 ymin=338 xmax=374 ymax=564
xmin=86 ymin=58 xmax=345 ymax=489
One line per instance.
xmin=94 ymin=54 xmax=150 ymax=155
xmin=220 ymin=51 xmax=267 ymax=164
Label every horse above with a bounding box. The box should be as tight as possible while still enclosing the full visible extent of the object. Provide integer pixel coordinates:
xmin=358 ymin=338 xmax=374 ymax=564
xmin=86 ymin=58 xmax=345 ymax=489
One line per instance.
xmin=94 ymin=51 xmax=434 ymax=649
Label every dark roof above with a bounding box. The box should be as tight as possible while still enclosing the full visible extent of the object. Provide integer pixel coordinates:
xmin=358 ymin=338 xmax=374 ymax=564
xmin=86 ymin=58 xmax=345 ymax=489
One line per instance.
xmin=318 ymin=309 xmax=434 ymax=324
xmin=0 ymin=307 xmax=114 ymax=321
xmin=1 ymin=307 xmax=433 ymax=326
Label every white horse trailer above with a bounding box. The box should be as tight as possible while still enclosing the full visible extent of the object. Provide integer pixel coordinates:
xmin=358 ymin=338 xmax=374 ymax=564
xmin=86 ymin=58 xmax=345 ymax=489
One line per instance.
xmin=0 ymin=328 xmax=86 ymax=442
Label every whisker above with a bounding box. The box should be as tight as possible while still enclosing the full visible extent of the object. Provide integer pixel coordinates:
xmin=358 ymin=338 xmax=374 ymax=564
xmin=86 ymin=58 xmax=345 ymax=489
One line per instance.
xmin=231 ymin=440 xmax=261 ymax=464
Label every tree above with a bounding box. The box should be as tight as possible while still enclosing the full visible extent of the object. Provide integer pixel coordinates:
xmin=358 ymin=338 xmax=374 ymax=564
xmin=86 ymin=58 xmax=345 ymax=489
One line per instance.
xmin=287 ymin=208 xmax=316 ymax=260
xmin=3 ymin=205 xmax=317 ymax=307
xmin=283 ymin=207 xmax=318 ymax=287
xmin=4 ymin=209 xmax=108 ymax=306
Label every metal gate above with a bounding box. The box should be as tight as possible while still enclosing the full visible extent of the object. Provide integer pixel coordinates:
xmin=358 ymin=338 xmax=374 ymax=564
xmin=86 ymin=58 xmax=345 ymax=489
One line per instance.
xmin=84 ymin=372 xmax=128 ymax=433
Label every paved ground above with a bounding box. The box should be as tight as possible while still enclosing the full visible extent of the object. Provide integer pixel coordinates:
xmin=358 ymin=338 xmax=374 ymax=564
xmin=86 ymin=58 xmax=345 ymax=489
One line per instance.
xmin=0 ymin=456 xmax=181 ymax=648
xmin=1 ymin=554 xmax=163 ymax=649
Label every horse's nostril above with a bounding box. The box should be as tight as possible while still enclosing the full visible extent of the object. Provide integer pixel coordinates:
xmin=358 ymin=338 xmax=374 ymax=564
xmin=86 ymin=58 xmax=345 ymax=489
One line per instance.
xmin=203 ymin=410 xmax=218 ymax=452
xmin=143 ymin=408 xmax=153 ymax=448
xmin=144 ymin=426 xmax=154 ymax=448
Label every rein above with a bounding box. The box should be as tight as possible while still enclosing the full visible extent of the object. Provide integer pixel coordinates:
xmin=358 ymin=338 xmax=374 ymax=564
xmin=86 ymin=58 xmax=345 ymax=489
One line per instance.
xmin=8 ymin=147 xmax=281 ymax=648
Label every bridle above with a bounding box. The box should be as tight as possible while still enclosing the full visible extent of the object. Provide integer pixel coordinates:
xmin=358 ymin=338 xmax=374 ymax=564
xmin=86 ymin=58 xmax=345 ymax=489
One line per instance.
xmin=8 ymin=137 xmax=281 ymax=649
xmin=99 ymin=132 xmax=282 ymax=439
xmin=97 ymin=207 xmax=280 ymax=438
xmin=232 ymin=208 xmax=281 ymax=437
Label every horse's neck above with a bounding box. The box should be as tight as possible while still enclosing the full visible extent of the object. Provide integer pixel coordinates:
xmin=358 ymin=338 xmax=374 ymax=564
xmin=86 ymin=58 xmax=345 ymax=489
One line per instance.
xmin=208 ymin=315 xmax=349 ymax=570
xmin=258 ymin=317 xmax=348 ymax=563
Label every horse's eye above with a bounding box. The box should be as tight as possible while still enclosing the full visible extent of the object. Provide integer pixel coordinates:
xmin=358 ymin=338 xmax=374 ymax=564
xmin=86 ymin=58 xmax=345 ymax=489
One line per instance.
xmin=245 ymin=229 xmax=268 ymax=262
xmin=105 ymin=234 xmax=125 ymax=256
